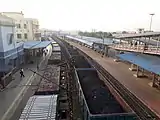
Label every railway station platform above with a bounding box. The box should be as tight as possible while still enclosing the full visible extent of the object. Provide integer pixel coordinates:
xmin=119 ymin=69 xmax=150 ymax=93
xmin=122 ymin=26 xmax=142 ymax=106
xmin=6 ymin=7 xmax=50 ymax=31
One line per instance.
xmin=67 ymin=40 xmax=160 ymax=117
xmin=0 ymin=44 xmax=52 ymax=120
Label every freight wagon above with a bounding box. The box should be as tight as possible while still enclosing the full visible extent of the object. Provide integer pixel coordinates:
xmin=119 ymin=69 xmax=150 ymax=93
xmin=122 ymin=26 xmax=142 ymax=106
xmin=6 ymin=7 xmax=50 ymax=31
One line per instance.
xmin=54 ymin=36 xmax=137 ymax=120
xmin=19 ymin=95 xmax=57 ymax=120
xmin=35 ymin=65 xmax=60 ymax=95
xmin=70 ymin=49 xmax=137 ymax=120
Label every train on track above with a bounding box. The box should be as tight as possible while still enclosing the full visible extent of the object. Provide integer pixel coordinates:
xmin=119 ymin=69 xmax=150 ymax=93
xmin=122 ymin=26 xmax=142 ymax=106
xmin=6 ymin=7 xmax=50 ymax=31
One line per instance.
xmin=53 ymin=36 xmax=138 ymax=120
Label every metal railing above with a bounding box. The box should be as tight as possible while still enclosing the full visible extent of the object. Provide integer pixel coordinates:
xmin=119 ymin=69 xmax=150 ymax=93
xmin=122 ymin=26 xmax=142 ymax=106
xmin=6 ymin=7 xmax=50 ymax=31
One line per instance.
xmin=57 ymin=35 xmax=160 ymax=120
xmin=110 ymin=44 xmax=160 ymax=55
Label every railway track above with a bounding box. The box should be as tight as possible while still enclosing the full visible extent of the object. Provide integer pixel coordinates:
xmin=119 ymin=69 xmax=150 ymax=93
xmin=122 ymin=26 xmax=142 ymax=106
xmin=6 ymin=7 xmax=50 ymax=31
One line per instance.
xmin=53 ymin=36 xmax=78 ymax=120
xmin=84 ymin=54 xmax=158 ymax=120
xmin=53 ymin=35 xmax=160 ymax=120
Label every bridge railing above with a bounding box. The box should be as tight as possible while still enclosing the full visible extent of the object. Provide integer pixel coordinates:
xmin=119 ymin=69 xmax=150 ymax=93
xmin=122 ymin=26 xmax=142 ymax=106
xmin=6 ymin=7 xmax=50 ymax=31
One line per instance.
xmin=110 ymin=44 xmax=160 ymax=54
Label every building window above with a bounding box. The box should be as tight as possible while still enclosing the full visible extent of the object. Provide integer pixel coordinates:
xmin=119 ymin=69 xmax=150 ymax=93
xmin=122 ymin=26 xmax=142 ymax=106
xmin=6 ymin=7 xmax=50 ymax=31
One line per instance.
xmin=24 ymin=33 xmax=28 ymax=39
xmin=17 ymin=24 xmax=21 ymax=28
xmin=7 ymin=33 xmax=14 ymax=45
xmin=24 ymin=24 xmax=27 ymax=29
xmin=17 ymin=34 xmax=22 ymax=39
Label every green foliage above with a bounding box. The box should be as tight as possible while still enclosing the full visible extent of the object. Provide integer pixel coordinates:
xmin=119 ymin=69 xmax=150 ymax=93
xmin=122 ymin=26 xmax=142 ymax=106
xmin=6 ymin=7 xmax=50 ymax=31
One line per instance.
xmin=78 ymin=31 xmax=113 ymax=38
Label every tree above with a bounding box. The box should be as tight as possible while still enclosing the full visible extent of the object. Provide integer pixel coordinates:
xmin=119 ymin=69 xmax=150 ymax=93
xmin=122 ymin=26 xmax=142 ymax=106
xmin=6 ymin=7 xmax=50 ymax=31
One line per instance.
xmin=78 ymin=31 xmax=113 ymax=38
xmin=122 ymin=31 xmax=128 ymax=34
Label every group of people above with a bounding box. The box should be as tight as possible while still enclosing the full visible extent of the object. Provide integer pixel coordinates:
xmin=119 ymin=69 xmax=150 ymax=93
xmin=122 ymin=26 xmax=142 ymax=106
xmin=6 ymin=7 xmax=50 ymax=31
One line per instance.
xmin=130 ymin=41 xmax=148 ymax=50
xmin=130 ymin=41 xmax=137 ymax=46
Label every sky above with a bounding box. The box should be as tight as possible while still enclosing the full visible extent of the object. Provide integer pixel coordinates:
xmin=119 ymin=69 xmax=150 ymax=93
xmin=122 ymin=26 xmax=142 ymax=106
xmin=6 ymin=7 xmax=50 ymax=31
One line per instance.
xmin=0 ymin=0 xmax=160 ymax=32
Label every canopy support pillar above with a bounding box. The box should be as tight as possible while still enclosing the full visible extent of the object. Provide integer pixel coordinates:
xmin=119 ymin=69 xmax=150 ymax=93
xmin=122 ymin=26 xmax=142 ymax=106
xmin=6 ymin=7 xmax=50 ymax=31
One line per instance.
xmin=104 ymin=46 xmax=109 ymax=57
xmin=152 ymin=73 xmax=156 ymax=87
xmin=129 ymin=64 xmax=136 ymax=71
xmin=134 ymin=65 xmax=139 ymax=78
xmin=141 ymin=68 xmax=144 ymax=76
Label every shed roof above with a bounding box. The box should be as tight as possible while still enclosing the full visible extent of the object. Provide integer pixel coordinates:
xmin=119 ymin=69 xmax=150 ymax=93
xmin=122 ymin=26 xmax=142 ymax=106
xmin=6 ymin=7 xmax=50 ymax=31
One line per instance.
xmin=66 ymin=35 xmax=93 ymax=46
xmin=117 ymin=52 xmax=160 ymax=75
xmin=24 ymin=41 xmax=51 ymax=49
xmin=19 ymin=95 xmax=57 ymax=120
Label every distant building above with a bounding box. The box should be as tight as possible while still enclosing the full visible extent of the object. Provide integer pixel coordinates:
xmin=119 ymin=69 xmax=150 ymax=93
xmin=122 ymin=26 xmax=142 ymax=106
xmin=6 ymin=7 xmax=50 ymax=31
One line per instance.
xmin=137 ymin=28 xmax=144 ymax=33
xmin=40 ymin=29 xmax=54 ymax=37
xmin=0 ymin=14 xmax=24 ymax=75
xmin=1 ymin=11 xmax=40 ymax=42
xmin=24 ymin=18 xmax=41 ymax=41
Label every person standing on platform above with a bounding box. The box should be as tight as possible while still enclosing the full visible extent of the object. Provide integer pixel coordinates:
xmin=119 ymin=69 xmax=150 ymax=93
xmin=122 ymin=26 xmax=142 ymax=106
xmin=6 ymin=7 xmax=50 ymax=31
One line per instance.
xmin=20 ymin=68 xmax=25 ymax=78
xmin=37 ymin=64 xmax=39 ymax=70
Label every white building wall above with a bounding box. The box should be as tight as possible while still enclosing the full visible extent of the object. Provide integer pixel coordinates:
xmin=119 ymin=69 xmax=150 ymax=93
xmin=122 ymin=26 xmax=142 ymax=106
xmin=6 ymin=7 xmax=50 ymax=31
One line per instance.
xmin=1 ymin=12 xmax=25 ymax=42
xmin=26 ymin=20 xmax=34 ymax=40
xmin=25 ymin=18 xmax=40 ymax=41
xmin=0 ymin=26 xmax=15 ymax=52
xmin=1 ymin=12 xmax=40 ymax=42
xmin=15 ymin=19 xmax=27 ymax=42
xmin=0 ymin=14 xmax=24 ymax=73
xmin=0 ymin=14 xmax=15 ymax=52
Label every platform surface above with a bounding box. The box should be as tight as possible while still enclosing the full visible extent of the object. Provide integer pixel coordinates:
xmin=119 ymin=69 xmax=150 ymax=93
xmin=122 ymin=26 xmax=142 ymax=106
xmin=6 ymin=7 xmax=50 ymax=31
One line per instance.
xmin=68 ymin=41 xmax=160 ymax=117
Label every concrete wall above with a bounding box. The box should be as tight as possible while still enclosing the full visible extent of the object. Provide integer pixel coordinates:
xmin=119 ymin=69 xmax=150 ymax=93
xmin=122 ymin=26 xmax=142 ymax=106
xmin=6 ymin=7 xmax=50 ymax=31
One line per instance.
xmin=0 ymin=45 xmax=24 ymax=73
xmin=0 ymin=27 xmax=4 ymax=52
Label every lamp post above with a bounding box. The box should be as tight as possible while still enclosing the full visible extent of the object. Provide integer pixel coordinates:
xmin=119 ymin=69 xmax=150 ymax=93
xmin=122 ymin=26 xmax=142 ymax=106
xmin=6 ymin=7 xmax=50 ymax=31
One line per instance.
xmin=101 ymin=33 xmax=105 ymax=57
xmin=149 ymin=13 xmax=155 ymax=32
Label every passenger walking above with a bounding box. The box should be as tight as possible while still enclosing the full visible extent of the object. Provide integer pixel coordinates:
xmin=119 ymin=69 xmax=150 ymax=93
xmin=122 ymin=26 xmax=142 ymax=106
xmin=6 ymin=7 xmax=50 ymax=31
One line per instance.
xmin=20 ymin=68 xmax=25 ymax=78
xmin=37 ymin=64 xmax=39 ymax=70
xmin=135 ymin=41 xmax=137 ymax=46
xmin=43 ymin=49 xmax=47 ymax=56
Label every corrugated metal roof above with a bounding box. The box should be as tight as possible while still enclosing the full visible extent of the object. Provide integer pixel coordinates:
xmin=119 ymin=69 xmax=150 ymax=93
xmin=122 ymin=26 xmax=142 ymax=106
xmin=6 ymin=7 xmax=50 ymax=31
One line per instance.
xmin=117 ymin=52 xmax=160 ymax=75
xmin=19 ymin=95 xmax=57 ymax=120
xmin=24 ymin=41 xmax=41 ymax=49
xmin=32 ymin=41 xmax=51 ymax=49
xmin=53 ymin=46 xmax=61 ymax=51
xmin=24 ymin=41 xmax=51 ymax=49
xmin=66 ymin=35 xmax=115 ymax=46
xmin=66 ymin=35 xmax=93 ymax=46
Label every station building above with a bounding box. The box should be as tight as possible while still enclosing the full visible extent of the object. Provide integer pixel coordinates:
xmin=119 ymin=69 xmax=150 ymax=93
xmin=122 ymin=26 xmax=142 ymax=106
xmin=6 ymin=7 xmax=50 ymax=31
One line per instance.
xmin=0 ymin=14 xmax=24 ymax=76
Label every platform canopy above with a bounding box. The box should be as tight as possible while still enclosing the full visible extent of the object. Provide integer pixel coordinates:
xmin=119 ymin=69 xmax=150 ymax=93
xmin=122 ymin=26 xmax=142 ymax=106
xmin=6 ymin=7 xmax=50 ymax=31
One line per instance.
xmin=24 ymin=41 xmax=51 ymax=49
xmin=115 ymin=32 xmax=160 ymax=39
xmin=66 ymin=35 xmax=93 ymax=46
xmin=117 ymin=52 xmax=160 ymax=75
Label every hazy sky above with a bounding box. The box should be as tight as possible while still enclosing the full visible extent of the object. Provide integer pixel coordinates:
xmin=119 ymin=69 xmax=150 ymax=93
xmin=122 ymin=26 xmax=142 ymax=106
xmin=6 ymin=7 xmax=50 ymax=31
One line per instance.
xmin=0 ymin=0 xmax=160 ymax=31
